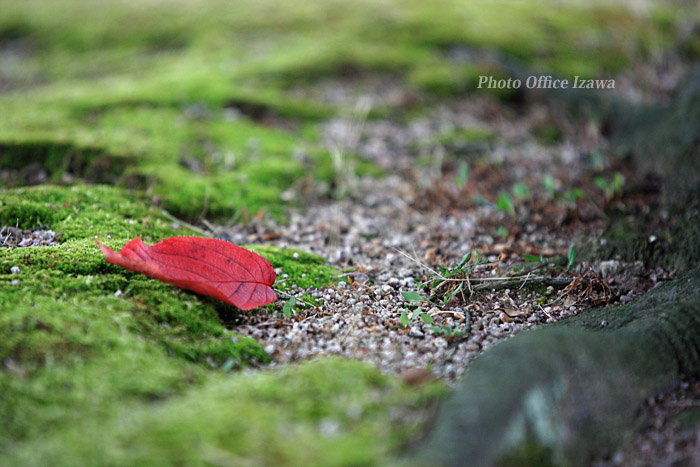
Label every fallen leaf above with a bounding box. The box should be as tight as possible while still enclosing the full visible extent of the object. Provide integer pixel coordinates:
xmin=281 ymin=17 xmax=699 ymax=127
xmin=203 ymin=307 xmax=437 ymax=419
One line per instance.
xmin=96 ymin=236 xmax=277 ymax=310
xmin=400 ymin=367 xmax=436 ymax=386
xmin=503 ymin=308 xmax=526 ymax=318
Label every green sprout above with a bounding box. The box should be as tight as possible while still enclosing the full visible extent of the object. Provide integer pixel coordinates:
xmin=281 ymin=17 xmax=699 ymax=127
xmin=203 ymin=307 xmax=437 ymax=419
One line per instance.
xmin=512 ymin=181 xmax=531 ymax=200
xmin=497 ymin=191 xmax=515 ymax=217
xmin=543 ymin=174 xmax=556 ymax=199
xmin=455 ymin=161 xmax=470 ymax=189
xmin=282 ymin=296 xmax=296 ymax=318
xmin=567 ymin=245 xmax=577 ymax=270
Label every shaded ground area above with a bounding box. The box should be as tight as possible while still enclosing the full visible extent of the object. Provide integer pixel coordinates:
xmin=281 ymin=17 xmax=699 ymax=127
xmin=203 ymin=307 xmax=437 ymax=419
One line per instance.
xmin=1 ymin=0 xmax=700 ymax=465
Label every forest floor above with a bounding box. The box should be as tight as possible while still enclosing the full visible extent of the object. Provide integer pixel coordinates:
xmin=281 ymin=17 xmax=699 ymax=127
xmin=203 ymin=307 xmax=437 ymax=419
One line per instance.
xmin=2 ymin=0 xmax=700 ymax=465
xmin=214 ymin=74 xmax=700 ymax=465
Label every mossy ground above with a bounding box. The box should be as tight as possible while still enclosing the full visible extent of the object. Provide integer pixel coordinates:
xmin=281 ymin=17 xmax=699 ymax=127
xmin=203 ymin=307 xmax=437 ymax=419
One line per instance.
xmin=0 ymin=0 xmax=681 ymax=220
xmin=0 ymin=0 xmax=694 ymax=464
xmin=0 ymin=185 xmax=437 ymax=464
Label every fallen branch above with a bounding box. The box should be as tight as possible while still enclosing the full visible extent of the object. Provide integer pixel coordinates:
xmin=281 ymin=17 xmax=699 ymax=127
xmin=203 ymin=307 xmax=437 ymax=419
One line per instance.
xmin=469 ymin=276 xmax=579 ymax=292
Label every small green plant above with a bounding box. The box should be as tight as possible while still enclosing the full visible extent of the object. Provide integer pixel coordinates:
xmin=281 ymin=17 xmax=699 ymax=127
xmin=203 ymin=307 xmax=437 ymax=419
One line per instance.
xmin=455 ymin=161 xmax=470 ymax=189
xmin=543 ymin=174 xmax=556 ymax=199
xmin=427 ymin=250 xmax=490 ymax=304
xmin=399 ymin=291 xmax=434 ymax=328
xmin=511 ymin=181 xmax=531 ymax=200
xmin=566 ymin=244 xmax=577 ymax=270
xmin=497 ymin=191 xmax=515 ymax=217
xmin=497 ymin=225 xmax=508 ymax=238
xmin=401 ymin=291 xmax=425 ymax=303
xmin=399 ymin=311 xmax=409 ymax=327
xmin=442 ymin=282 xmax=464 ymax=305
xmin=523 ymin=254 xmax=549 ymax=264
xmin=428 ymin=322 xmax=466 ymax=338
xmin=594 ymin=172 xmax=623 ymax=199
xmin=282 ymin=296 xmax=296 ymax=318
xmin=523 ymin=244 xmax=576 ymax=271
xmin=566 ymin=187 xmax=585 ymax=202
xmin=399 ymin=308 xmax=434 ymax=328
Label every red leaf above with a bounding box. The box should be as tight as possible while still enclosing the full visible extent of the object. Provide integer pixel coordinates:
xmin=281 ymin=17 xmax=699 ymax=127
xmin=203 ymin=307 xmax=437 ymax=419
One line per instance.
xmin=96 ymin=236 xmax=277 ymax=310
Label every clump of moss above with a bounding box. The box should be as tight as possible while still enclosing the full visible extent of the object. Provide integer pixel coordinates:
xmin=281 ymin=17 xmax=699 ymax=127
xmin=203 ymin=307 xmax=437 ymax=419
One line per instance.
xmin=0 ymin=184 xmax=186 ymax=241
xmin=3 ymin=358 xmax=441 ymax=466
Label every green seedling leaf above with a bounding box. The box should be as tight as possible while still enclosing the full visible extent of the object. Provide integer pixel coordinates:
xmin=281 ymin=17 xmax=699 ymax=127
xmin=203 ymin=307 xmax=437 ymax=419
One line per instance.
xmin=567 ymin=245 xmax=577 ymax=269
xmin=411 ymin=309 xmax=422 ymax=321
xmin=567 ymin=187 xmax=585 ymax=202
xmin=497 ymin=191 xmax=515 ymax=217
xmin=497 ymin=225 xmax=508 ymax=238
xmin=437 ymin=264 xmax=452 ymax=278
xmin=444 ymin=282 xmax=464 ymax=305
xmin=456 ymin=251 xmax=472 ymax=270
xmin=420 ymin=313 xmax=434 ymax=324
xmin=512 ymin=181 xmax=531 ymax=200
xmin=402 ymin=291 xmax=425 ymax=302
xmin=475 ymin=249 xmax=482 ymax=264
xmin=522 ymin=254 xmax=541 ymax=262
xmin=543 ymin=174 xmax=556 ymax=199
xmin=400 ymin=311 xmax=409 ymax=328
xmin=282 ymin=295 xmax=296 ymax=318
xmin=594 ymin=176 xmax=609 ymax=193
xmin=456 ymin=161 xmax=470 ymax=189
xmin=428 ymin=324 xmax=465 ymax=337
xmin=612 ymin=172 xmax=623 ymax=194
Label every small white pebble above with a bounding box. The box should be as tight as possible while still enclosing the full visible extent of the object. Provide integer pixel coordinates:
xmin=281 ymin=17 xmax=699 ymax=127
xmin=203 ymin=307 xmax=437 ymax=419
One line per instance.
xmin=114 ymin=289 xmax=123 ymax=298
xmin=10 ymin=266 xmax=20 ymax=274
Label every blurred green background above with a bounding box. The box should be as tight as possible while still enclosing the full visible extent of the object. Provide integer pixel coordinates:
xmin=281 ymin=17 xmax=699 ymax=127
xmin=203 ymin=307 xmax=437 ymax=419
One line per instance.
xmin=1 ymin=0 xmax=693 ymax=220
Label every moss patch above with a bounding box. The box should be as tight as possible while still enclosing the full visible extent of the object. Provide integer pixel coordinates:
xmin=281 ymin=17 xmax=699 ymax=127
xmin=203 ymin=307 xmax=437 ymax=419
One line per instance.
xmin=3 ymin=358 xmax=439 ymax=466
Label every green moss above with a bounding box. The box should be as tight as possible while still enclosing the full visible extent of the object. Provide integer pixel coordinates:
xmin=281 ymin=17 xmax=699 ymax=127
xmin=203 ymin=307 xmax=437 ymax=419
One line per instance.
xmin=0 ymin=184 xmax=183 ymax=241
xmin=1 ymin=0 xmax=681 ymax=90
xmin=595 ymin=207 xmax=700 ymax=273
xmin=2 ymin=358 xmax=438 ymax=466
xmin=409 ymin=60 xmax=517 ymax=99
xmin=436 ymin=127 xmax=495 ymax=146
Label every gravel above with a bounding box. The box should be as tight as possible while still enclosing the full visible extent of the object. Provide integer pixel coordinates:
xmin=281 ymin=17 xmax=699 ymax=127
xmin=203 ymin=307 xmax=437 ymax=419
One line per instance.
xmin=0 ymin=225 xmax=58 ymax=248
xmin=216 ymin=95 xmax=618 ymax=382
